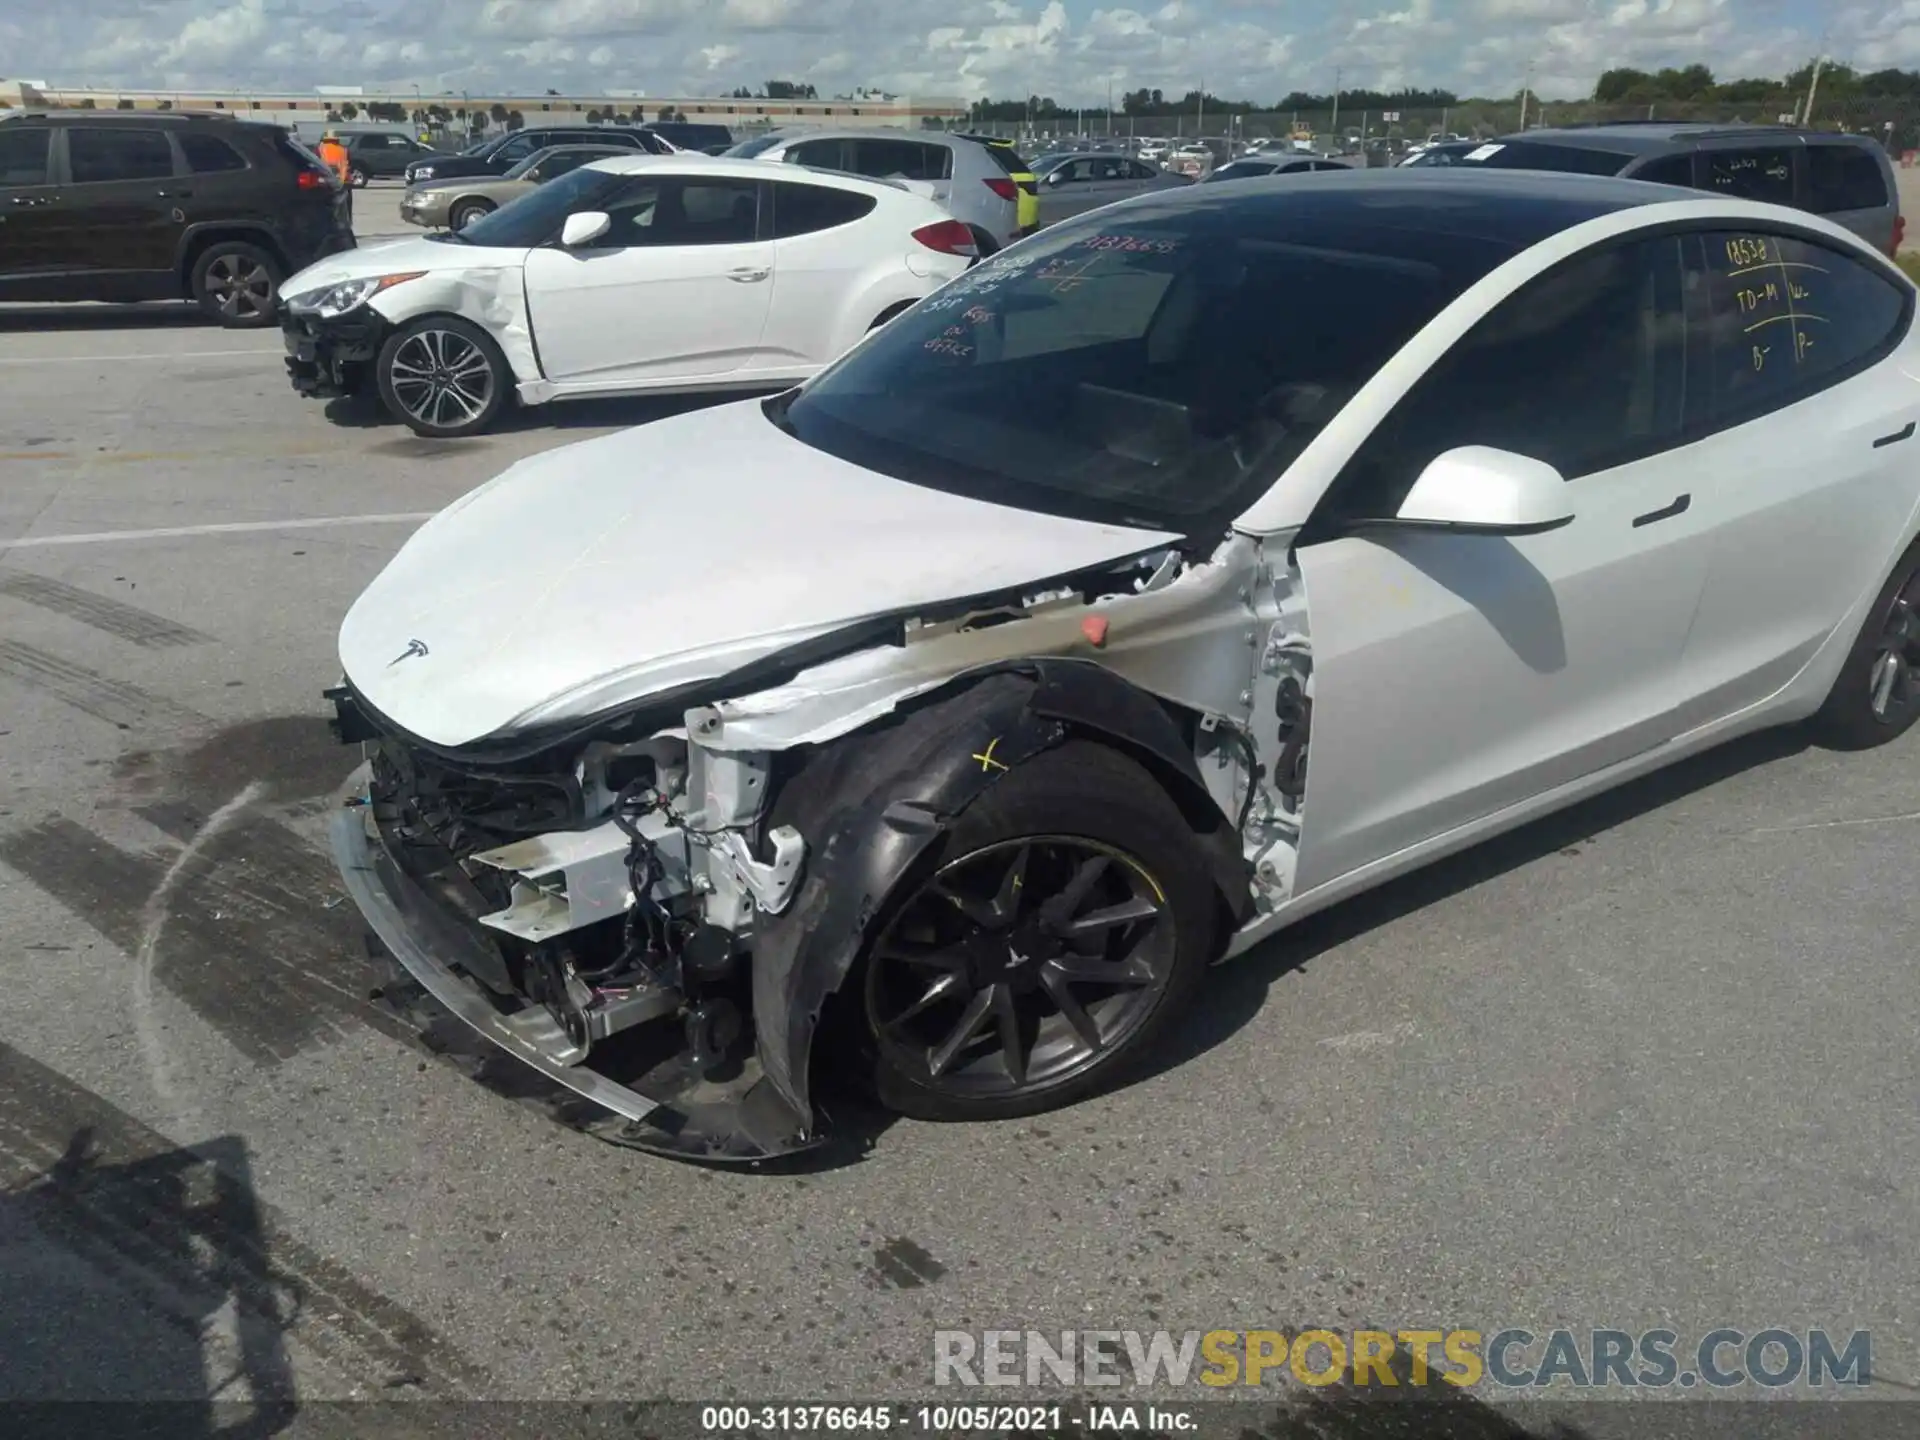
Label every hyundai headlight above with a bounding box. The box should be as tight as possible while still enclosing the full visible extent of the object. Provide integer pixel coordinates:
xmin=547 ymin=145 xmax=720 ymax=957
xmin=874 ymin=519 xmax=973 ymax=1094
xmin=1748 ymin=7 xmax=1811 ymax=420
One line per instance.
xmin=288 ymin=272 xmax=426 ymax=319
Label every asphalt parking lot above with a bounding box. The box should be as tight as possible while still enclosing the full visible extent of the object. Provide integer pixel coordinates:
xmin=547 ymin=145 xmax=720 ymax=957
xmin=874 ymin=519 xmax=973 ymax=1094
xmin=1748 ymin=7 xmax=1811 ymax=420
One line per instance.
xmin=1 ymin=197 xmax=1919 ymax=1429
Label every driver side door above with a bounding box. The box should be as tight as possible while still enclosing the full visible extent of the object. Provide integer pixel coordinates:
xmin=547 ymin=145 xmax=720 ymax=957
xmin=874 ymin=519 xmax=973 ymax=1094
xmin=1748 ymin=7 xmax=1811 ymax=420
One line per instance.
xmin=1284 ymin=232 xmax=1718 ymax=895
xmin=522 ymin=175 xmax=774 ymax=388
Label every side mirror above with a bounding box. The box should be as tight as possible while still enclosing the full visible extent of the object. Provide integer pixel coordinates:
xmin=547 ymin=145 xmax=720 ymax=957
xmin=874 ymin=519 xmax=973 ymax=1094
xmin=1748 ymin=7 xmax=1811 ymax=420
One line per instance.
xmin=560 ymin=210 xmax=611 ymax=247
xmin=1393 ymin=446 xmax=1575 ymax=535
xmin=1044 ymin=170 xmax=1065 ymax=186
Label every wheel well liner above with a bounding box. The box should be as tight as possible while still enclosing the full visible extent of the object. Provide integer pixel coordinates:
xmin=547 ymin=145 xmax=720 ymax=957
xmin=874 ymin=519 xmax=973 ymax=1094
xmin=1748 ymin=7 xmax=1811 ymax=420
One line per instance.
xmin=744 ymin=659 xmax=1253 ymax=1140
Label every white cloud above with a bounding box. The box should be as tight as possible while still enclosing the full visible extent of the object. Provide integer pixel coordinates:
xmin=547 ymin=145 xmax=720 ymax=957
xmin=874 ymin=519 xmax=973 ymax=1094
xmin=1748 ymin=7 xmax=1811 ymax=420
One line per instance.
xmin=0 ymin=0 xmax=1878 ymax=105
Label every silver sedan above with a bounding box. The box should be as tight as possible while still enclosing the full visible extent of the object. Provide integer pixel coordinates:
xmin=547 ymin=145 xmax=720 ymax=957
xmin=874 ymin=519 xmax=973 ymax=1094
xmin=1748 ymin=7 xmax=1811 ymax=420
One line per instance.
xmin=399 ymin=144 xmax=636 ymax=232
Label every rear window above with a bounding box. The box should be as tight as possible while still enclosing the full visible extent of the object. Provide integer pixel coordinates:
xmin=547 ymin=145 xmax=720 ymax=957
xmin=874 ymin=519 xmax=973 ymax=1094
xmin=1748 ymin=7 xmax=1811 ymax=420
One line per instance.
xmin=1466 ymin=140 xmax=1634 ymax=177
xmin=1806 ymin=145 xmax=1889 ymax=214
xmin=771 ymin=203 xmax=1511 ymax=532
xmin=1703 ymin=146 xmax=1795 ymax=206
xmin=180 ymin=133 xmax=248 ymax=173
xmin=725 ymin=133 xmax=785 ymax=159
xmin=976 ymin=143 xmax=1032 ymax=176
xmin=269 ymin=127 xmax=330 ymax=174
xmin=770 ymin=180 xmax=876 ymax=237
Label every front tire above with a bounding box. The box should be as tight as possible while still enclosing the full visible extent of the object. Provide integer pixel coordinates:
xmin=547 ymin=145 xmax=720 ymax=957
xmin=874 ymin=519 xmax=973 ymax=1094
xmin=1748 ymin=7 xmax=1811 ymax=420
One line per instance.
xmin=190 ymin=241 xmax=282 ymax=327
xmin=450 ymin=198 xmax=494 ymax=231
xmin=375 ymin=316 xmax=510 ymax=438
xmin=351 ymin=168 xmax=370 ymax=188
xmin=857 ymin=741 xmax=1217 ymax=1123
xmin=1810 ymin=537 xmax=1920 ymax=749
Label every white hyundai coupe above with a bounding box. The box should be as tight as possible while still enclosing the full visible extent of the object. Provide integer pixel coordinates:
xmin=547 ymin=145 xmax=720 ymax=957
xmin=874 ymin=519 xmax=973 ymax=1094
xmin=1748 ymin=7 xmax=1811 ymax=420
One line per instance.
xmin=278 ymin=155 xmax=978 ymax=437
xmin=324 ymin=170 xmax=1920 ymax=1163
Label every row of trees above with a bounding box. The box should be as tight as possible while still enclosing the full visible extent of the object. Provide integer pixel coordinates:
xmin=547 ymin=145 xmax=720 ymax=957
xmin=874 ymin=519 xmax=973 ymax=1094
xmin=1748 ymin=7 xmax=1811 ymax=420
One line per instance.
xmin=972 ymin=62 xmax=1920 ymax=122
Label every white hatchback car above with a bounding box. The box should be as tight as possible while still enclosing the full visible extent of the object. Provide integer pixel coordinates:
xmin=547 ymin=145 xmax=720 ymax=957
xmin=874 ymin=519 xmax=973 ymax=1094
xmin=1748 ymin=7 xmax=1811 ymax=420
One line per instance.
xmin=325 ymin=170 xmax=1920 ymax=1163
xmin=278 ymin=155 xmax=977 ymax=437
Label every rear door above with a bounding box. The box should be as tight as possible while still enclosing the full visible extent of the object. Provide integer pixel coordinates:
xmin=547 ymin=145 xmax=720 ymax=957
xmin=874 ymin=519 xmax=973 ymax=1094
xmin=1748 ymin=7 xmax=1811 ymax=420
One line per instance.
xmin=783 ymin=136 xmax=851 ymax=173
xmin=0 ymin=124 xmax=61 ymax=295
xmin=174 ymin=129 xmax=269 ymax=236
xmin=1668 ymin=225 xmax=1920 ymax=730
xmin=55 ymin=125 xmax=185 ymax=284
xmin=759 ymin=178 xmax=883 ymax=369
xmin=1803 ymin=142 xmax=1898 ymax=255
xmin=524 ymin=175 xmax=774 ymax=386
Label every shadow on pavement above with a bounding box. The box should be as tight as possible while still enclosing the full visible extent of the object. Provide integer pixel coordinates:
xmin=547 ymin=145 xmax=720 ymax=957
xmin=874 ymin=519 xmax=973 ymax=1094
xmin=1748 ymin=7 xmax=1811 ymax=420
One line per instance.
xmin=1138 ymin=723 xmax=1813 ymax=1086
xmin=0 ymin=1128 xmax=298 ymax=1439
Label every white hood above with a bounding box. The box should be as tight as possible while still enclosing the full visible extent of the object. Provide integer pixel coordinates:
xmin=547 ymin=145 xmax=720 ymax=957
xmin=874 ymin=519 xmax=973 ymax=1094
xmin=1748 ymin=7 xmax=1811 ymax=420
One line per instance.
xmin=339 ymin=398 xmax=1179 ymax=747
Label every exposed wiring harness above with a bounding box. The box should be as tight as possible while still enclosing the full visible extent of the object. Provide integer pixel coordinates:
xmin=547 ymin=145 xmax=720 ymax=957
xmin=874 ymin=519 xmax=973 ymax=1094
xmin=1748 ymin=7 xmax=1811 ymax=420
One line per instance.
xmin=600 ymin=775 xmax=723 ymax=985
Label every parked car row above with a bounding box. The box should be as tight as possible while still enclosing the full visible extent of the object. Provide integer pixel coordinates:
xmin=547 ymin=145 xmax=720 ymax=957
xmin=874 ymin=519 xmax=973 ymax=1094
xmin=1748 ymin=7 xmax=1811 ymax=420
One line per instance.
xmin=284 ymin=156 xmax=978 ymax=438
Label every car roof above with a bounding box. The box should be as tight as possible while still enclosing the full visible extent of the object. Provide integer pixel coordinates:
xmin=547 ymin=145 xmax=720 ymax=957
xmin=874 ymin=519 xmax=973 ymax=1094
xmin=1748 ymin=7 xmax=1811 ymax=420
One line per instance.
xmin=1492 ymin=122 xmax=1866 ymax=153
xmin=587 ymin=152 xmax=912 ymax=189
xmin=1122 ymin=168 xmax=1699 ymax=247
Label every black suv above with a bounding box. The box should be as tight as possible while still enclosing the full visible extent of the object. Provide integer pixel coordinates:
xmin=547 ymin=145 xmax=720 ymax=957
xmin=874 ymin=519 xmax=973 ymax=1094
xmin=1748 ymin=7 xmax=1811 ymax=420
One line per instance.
xmin=1449 ymin=123 xmax=1903 ymax=256
xmin=339 ymin=130 xmax=437 ymax=186
xmin=402 ymin=125 xmax=670 ymax=184
xmin=0 ymin=110 xmax=354 ymax=327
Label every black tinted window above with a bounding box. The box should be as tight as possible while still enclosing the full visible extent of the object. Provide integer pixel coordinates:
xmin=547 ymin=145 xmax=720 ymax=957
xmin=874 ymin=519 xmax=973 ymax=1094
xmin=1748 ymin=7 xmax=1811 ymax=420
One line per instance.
xmin=770 ymin=181 xmax=876 ymax=237
xmin=1805 ymin=146 xmax=1888 ymax=213
xmin=974 ymin=144 xmax=1030 ymax=176
xmin=773 ymin=208 xmax=1508 ymax=530
xmin=1337 ymin=236 xmax=1689 ymax=515
xmin=1703 ymin=147 xmax=1794 ymax=205
xmin=67 ymin=127 xmax=174 ymax=183
xmin=0 ymin=127 xmax=51 ymax=186
xmin=599 ymin=178 xmax=759 ymax=246
xmin=1631 ymin=153 xmax=1695 ymax=187
xmin=180 ymin=133 xmax=247 ymax=173
xmin=1468 ymin=140 xmax=1633 ymax=176
xmin=853 ymin=139 xmax=948 ymax=181
xmin=1700 ymin=230 xmax=1909 ymax=423
xmin=787 ymin=138 xmax=848 ymax=170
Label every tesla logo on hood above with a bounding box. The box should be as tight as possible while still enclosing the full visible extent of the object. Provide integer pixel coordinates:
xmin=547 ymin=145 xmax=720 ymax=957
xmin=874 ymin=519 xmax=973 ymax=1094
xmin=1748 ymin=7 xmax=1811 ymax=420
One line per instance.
xmin=387 ymin=638 xmax=430 ymax=667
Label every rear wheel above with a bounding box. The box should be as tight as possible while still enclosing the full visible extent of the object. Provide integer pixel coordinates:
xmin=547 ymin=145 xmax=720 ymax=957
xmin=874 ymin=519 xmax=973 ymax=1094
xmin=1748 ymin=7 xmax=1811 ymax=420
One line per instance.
xmin=1811 ymin=538 xmax=1920 ymax=749
xmin=190 ymin=241 xmax=281 ymax=327
xmin=857 ymin=742 xmax=1216 ymax=1122
xmin=450 ymin=198 xmax=494 ymax=231
xmin=375 ymin=315 xmax=510 ymax=438
xmin=350 ymin=168 xmax=370 ymax=188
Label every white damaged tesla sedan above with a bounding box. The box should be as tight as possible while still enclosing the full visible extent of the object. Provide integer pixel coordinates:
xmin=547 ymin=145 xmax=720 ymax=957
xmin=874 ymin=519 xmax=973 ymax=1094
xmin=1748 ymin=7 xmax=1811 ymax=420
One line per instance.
xmin=325 ymin=170 xmax=1920 ymax=1162
xmin=278 ymin=155 xmax=977 ymax=438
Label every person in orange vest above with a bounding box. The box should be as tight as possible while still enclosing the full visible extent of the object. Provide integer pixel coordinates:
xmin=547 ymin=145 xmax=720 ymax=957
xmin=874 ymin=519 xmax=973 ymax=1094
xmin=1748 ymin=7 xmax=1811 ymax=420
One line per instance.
xmin=317 ymin=130 xmax=352 ymax=221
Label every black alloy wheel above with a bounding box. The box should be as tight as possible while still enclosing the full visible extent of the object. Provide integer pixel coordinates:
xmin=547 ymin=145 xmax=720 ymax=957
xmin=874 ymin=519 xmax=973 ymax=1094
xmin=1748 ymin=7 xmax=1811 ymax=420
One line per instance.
xmin=1813 ymin=538 xmax=1920 ymax=749
xmin=190 ymin=242 xmax=281 ymax=327
xmin=866 ymin=837 xmax=1176 ymax=1098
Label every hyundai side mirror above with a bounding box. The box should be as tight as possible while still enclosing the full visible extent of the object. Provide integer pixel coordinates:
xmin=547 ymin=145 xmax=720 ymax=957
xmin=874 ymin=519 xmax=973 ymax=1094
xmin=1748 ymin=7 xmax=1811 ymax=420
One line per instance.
xmin=559 ymin=210 xmax=611 ymax=247
xmin=1392 ymin=446 xmax=1575 ymax=535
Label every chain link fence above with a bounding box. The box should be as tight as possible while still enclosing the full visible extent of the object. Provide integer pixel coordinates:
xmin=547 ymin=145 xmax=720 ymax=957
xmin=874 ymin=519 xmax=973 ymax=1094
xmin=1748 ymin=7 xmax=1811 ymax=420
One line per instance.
xmin=937 ymin=97 xmax=1920 ymax=162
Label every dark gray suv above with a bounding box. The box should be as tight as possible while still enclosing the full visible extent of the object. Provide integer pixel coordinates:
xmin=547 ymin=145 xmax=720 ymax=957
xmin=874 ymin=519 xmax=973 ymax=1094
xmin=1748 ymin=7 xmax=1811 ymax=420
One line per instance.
xmin=1451 ymin=123 xmax=1903 ymax=256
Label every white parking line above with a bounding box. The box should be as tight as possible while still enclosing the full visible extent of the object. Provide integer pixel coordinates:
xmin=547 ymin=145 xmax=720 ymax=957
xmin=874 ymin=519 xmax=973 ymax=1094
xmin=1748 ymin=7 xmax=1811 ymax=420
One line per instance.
xmin=1 ymin=513 xmax=436 ymax=551
xmin=0 ymin=348 xmax=283 ymax=365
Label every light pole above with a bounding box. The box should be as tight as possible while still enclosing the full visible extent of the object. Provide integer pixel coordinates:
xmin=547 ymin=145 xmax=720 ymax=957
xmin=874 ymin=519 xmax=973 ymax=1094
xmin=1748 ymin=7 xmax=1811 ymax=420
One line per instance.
xmin=1330 ymin=67 xmax=1342 ymax=140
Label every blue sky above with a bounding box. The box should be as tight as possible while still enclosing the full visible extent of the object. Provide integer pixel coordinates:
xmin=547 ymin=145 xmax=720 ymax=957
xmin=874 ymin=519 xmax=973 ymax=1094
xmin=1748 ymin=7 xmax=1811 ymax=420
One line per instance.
xmin=2 ymin=0 xmax=1909 ymax=104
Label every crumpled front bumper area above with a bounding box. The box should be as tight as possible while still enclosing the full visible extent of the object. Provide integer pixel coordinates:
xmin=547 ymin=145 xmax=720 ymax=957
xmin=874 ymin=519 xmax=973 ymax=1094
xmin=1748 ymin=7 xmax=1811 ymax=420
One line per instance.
xmin=283 ymin=311 xmax=383 ymax=399
xmin=328 ymin=769 xmax=825 ymax=1164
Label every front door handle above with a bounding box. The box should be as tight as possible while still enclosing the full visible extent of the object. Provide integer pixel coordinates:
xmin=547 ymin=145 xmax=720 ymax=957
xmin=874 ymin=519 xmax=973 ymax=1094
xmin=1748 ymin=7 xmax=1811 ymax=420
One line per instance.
xmin=726 ymin=267 xmax=770 ymax=283
xmin=1632 ymin=493 xmax=1691 ymax=528
xmin=9 ymin=195 xmax=51 ymax=208
xmin=156 ymin=187 xmax=193 ymax=199
xmin=1873 ymin=420 xmax=1916 ymax=449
